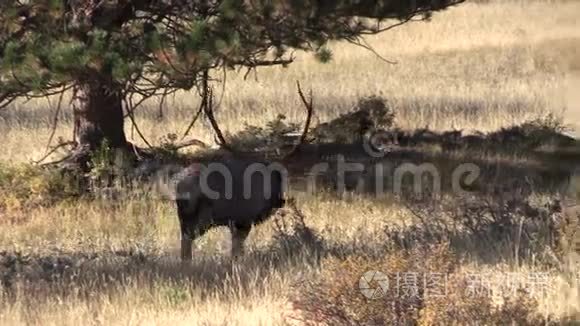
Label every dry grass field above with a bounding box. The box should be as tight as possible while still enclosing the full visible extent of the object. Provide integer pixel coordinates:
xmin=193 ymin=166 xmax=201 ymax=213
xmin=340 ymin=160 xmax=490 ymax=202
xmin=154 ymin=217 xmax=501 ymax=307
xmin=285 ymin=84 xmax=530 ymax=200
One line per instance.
xmin=1 ymin=0 xmax=580 ymax=325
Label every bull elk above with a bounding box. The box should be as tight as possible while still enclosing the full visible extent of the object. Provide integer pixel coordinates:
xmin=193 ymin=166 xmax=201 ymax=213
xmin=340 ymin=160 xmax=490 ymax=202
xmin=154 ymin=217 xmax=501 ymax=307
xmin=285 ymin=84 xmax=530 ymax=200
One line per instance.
xmin=175 ymin=158 xmax=287 ymax=260
xmin=174 ymin=81 xmax=313 ymax=260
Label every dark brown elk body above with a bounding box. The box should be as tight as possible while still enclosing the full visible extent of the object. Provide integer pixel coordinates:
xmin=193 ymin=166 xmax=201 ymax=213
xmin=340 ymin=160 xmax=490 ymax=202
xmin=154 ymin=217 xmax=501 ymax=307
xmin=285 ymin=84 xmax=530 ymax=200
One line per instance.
xmin=175 ymin=158 xmax=286 ymax=260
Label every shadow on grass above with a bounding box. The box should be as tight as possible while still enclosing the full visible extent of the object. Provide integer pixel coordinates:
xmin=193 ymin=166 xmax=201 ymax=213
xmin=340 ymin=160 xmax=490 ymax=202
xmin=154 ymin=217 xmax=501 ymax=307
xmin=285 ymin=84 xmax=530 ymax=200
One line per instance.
xmin=288 ymin=142 xmax=579 ymax=201
xmin=0 ymin=191 xmax=575 ymax=309
xmin=0 ymin=222 xmax=324 ymax=305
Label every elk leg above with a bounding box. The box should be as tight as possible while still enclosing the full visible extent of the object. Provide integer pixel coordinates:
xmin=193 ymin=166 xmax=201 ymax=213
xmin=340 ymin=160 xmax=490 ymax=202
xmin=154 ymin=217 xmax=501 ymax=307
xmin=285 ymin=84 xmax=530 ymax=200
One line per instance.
xmin=230 ymin=223 xmax=251 ymax=258
xmin=178 ymin=199 xmax=211 ymax=261
xmin=181 ymin=235 xmax=193 ymax=261
xmin=180 ymin=224 xmax=211 ymax=261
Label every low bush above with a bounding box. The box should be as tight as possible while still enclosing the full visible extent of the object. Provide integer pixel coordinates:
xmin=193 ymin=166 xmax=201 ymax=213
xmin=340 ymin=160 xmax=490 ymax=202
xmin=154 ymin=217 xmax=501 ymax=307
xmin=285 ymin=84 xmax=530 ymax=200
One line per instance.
xmin=227 ymin=96 xmax=396 ymax=154
xmin=487 ymin=113 xmax=574 ymax=151
xmin=228 ymin=114 xmax=302 ymax=153
xmin=385 ymin=194 xmax=573 ymax=266
xmin=312 ymin=96 xmax=395 ymax=144
xmin=289 ymin=244 xmax=551 ymax=325
xmin=0 ymin=163 xmax=82 ymax=214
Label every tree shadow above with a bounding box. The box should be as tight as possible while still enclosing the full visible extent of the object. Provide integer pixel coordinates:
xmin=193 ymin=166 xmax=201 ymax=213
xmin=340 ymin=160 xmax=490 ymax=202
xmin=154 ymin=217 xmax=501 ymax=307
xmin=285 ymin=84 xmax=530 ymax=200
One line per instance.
xmin=0 ymin=190 xmax=573 ymax=307
xmin=0 ymin=224 xmax=324 ymax=304
xmin=286 ymin=132 xmax=579 ymax=199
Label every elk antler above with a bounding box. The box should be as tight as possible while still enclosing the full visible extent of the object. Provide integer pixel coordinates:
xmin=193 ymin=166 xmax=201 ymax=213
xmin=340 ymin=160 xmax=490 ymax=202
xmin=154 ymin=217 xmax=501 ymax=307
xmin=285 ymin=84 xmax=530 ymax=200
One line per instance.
xmin=283 ymin=81 xmax=314 ymax=159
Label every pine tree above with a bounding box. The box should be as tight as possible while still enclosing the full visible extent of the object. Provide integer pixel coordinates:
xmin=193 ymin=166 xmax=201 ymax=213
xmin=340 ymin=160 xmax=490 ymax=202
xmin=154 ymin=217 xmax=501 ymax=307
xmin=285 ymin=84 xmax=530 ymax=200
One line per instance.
xmin=0 ymin=0 xmax=463 ymax=165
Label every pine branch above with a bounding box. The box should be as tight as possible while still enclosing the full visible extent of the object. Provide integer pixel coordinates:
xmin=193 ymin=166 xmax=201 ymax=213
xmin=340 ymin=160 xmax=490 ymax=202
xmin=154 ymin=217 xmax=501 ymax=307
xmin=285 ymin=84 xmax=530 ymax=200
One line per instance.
xmin=0 ymin=0 xmax=466 ymax=114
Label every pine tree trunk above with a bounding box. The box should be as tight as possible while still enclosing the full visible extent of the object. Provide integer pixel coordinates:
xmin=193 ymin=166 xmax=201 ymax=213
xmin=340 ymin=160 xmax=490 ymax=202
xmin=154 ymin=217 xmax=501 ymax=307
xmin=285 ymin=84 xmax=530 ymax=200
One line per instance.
xmin=73 ymin=78 xmax=127 ymax=150
xmin=66 ymin=76 xmax=134 ymax=173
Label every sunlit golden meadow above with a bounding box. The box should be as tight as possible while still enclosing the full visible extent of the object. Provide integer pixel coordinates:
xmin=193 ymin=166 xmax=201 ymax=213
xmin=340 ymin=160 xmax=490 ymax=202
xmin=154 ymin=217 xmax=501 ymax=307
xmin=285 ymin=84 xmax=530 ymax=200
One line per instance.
xmin=1 ymin=1 xmax=579 ymax=325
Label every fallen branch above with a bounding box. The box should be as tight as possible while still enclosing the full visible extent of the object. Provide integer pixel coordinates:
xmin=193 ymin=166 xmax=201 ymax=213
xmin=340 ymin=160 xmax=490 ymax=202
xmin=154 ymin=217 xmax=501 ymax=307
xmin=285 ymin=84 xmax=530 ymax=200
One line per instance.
xmin=130 ymin=142 xmax=143 ymax=161
xmin=39 ymin=154 xmax=74 ymax=167
xmin=33 ymin=141 xmax=76 ymax=165
xmin=172 ymin=138 xmax=209 ymax=150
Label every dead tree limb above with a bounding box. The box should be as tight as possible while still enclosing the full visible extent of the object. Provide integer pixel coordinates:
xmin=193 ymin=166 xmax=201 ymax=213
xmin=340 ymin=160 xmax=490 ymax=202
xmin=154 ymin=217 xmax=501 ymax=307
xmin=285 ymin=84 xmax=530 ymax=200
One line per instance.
xmin=346 ymin=38 xmax=397 ymax=64
xmin=157 ymin=87 xmax=169 ymax=120
xmin=123 ymin=92 xmax=154 ymax=118
xmin=200 ymin=70 xmax=237 ymax=153
xmin=180 ymin=92 xmax=205 ymax=140
xmin=34 ymin=141 xmax=76 ymax=165
xmin=44 ymin=86 xmax=67 ymax=154
xmin=39 ymin=153 xmax=74 ymax=167
xmin=124 ymin=96 xmax=153 ymax=148
xmin=204 ymin=87 xmax=236 ymax=152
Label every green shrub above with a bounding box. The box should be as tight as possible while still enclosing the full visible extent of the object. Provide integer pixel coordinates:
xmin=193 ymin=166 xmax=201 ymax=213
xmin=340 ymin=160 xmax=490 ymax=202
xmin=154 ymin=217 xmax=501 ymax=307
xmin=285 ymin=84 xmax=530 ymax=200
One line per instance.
xmin=0 ymin=163 xmax=82 ymax=213
xmin=312 ymin=96 xmax=395 ymax=144
xmin=150 ymin=133 xmax=190 ymax=163
xmin=227 ymin=96 xmax=396 ymax=154
xmin=228 ymin=114 xmax=301 ymax=152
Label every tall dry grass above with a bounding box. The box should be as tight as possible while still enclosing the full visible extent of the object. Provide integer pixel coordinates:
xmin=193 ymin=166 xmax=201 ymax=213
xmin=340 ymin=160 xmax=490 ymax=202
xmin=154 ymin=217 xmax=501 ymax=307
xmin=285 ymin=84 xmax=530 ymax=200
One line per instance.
xmin=1 ymin=0 xmax=580 ymax=325
xmin=1 ymin=0 xmax=579 ymax=163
